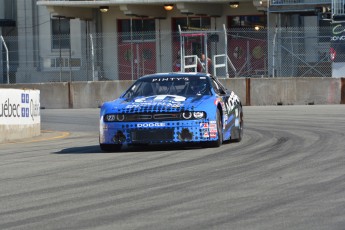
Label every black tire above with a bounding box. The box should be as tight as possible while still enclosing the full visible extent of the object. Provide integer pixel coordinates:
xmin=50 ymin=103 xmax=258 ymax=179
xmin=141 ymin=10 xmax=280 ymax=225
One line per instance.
xmin=206 ymin=109 xmax=223 ymax=148
xmin=100 ymin=144 xmax=122 ymax=152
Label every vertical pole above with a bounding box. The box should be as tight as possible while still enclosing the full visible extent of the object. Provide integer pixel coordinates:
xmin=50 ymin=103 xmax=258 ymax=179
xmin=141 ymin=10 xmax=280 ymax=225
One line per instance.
xmin=341 ymin=78 xmax=345 ymax=104
xmin=68 ymin=18 xmax=72 ymax=82
xmin=267 ymin=0 xmax=270 ymax=77
xmin=204 ymin=32 xmax=208 ymax=74
xmin=272 ymin=27 xmax=278 ymax=78
xmin=58 ymin=16 xmax=62 ymax=82
xmin=85 ymin=20 xmax=89 ymax=81
xmin=157 ymin=18 xmax=162 ymax=72
xmin=141 ymin=16 xmax=145 ymax=76
xmin=246 ymin=78 xmax=251 ymax=106
xmin=136 ymin=44 xmax=140 ymax=78
xmin=90 ymin=34 xmax=95 ymax=81
xmin=223 ymin=24 xmax=229 ymax=78
xmin=0 ymin=36 xmax=9 ymax=84
xmin=69 ymin=41 xmax=72 ymax=82
xmin=178 ymin=25 xmax=184 ymax=72
xmin=130 ymin=17 xmax=134 ymax=80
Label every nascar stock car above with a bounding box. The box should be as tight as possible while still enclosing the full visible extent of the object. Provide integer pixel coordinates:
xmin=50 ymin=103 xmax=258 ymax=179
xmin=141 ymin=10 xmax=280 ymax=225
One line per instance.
xmin=99 ymin=72 xmax=243 ymax=151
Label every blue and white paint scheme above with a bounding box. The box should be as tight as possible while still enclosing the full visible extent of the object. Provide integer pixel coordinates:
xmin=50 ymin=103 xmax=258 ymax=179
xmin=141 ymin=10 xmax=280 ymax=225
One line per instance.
xmin=99 ymin=72 xmax=243 ymax=151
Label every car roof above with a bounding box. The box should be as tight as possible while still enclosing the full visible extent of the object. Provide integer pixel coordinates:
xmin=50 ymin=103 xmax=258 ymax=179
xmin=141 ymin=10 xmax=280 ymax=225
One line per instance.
xmin=139 ymin=72 xmax=211 ymax=80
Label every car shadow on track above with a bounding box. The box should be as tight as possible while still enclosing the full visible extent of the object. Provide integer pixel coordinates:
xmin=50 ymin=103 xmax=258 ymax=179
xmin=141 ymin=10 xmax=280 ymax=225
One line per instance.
xmin=54 ymin=143 xmax=204 ymax=154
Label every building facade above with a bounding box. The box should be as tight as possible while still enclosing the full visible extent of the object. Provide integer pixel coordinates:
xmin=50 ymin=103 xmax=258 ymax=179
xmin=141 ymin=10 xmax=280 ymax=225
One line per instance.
xmin=1 ymin=0 xmax=343 ymax=83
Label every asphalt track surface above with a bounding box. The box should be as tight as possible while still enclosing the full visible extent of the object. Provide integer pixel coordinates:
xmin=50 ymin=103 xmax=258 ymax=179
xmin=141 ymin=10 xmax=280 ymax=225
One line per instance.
xmin=1 ymin=105 xmax=345 ymax=230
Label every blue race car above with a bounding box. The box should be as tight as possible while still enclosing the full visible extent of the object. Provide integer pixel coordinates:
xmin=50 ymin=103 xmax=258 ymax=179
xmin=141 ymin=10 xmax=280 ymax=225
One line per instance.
xmin=99 ymin=72 xmax=243 ymax=151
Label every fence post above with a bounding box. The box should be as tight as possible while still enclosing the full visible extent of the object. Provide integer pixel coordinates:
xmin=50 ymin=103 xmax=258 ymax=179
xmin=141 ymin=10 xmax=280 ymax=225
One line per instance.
xmin=272 ymin=27 xmax=278 ymax=78
xmin=223 ymin=24 xmax=229 ymax=78
xmin=0 ymin=35 xmax=10 ymax=84
xmin=178 ymin=25 xmax=184 ymax=72
xmin=90 ymin=34 xmax=95 ymax=81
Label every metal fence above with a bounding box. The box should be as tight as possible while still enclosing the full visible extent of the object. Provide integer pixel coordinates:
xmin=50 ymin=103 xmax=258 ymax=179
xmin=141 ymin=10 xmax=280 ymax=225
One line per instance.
xmin=272 ymin=26 xmax=331 ymax=78
xmin=0 ymin=26 xmax=334 ymax=84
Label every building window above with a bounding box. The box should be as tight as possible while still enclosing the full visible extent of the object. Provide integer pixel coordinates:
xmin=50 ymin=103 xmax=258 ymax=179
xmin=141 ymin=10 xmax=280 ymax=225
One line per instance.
xmin=118 ymin=18 xmax=155 ymax=42
xmin=172 ymin=17 xmax=211 ymax=31
xmin=51 ymin=18 xmax=70 ymax=49
xmin=228 ymin=15 xmax=266 ymax=29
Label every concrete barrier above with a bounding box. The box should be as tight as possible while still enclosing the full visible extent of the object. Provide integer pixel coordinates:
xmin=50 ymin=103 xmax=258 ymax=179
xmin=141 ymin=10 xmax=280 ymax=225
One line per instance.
xmin=250 ymin=78 xmax=342 ymax=105
xmin=70 ymin=81 xmax=133 ymax=108
xmin=0 ymin=88 xmax=40 ymax=143
xmin=1 ymin=78 xmax=344 ymax=109
xmin=0 ymin=82 xmax=69 ymax=109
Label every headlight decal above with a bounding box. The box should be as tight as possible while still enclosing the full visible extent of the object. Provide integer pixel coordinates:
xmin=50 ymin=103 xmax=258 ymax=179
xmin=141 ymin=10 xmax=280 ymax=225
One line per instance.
xmin=182 ymin=111 xmax=192 ymax=119
xmin=104 ymin=114 xmax=116 ymax=122
xmin=116 ymin=114 xmax=125 ymax=121
xmin=181 ymin=111 xmax=206 ymax=120
xmin=193 ymin=111 xmax=204 ymax=119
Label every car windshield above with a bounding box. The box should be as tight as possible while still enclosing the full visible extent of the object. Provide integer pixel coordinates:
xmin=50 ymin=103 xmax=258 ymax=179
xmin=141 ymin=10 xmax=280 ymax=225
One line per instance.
xmin=123 ymin=76 xmax=212 ymax=99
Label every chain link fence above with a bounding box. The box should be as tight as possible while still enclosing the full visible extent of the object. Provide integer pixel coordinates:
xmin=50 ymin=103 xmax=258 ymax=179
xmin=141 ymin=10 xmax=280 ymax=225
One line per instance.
xmin=0 ymin=26 xmax=333 ymax=84
xmin=271 ymin=26 xmax=331 ymax=78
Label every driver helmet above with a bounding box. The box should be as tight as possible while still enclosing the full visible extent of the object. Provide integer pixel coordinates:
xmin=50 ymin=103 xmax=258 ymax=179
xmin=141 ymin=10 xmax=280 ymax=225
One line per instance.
xmin=189 ymin=80 xmax=207 ymax=95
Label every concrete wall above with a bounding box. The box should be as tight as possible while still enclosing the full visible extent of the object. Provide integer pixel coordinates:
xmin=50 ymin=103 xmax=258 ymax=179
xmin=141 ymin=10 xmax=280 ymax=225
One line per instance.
xmin=70 ymin=81 xmax=134 ymax=108
xmin=1 ymin=82 xmax=70 ymax=108
xmin=0 ymin=124 xmax=40 ymax=143
xmin=250 ymin=78 xmax=343 ymax=105
xmin=1 ymin=78 xmax=344 ymax=109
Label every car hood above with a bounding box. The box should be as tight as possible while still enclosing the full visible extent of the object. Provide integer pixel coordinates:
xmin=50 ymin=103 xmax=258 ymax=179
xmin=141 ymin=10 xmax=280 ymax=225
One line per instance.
xmin=105 ymin=95 xmax=213 ymax=113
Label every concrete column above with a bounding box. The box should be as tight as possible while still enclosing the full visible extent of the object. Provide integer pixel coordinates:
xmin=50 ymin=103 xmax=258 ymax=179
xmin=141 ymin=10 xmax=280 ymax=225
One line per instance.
xmin=16 ymin=0 xmax=36 ymax=83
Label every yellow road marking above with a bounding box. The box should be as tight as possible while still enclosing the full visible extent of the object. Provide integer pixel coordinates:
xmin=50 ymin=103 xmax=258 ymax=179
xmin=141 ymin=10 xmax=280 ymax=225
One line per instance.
xmin=0 ymin=130 xmax=70 ymax=145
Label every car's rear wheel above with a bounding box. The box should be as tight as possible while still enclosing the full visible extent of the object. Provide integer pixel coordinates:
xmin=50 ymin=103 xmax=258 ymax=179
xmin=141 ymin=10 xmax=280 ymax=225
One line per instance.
xmin=205 ymin=109 xmax=223 ymax=148
xmin=100 ymin=144 xmax=122 ymax=152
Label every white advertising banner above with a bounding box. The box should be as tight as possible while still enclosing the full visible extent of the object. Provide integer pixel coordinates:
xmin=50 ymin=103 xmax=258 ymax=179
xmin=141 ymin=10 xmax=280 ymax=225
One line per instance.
xmin=0 ymin=89 xmax=40 ymax=125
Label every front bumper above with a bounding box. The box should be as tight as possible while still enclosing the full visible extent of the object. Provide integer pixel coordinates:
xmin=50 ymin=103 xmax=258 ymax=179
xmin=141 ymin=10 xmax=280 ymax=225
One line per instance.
xmin=99 ymin=119 xmax=218 ymax=145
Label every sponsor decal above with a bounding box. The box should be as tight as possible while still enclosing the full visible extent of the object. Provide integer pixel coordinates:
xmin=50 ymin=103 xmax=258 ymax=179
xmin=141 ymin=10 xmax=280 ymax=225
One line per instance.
xmin=199 ymin=123 xmax=209 ymax=129
xmin=210 ymin=132 xmax=217 ymax=138
xmin=203 ymin=131 xmax=209 ymax=138
xmin=0 ymin=89 xmax=40 ymax=125
xmin=0 ymin=93 xmax=40 ymax=121
xmin=152 ymin=77 xmax=189 ymax=82
xmin=21 ymin=93 xmax=30 ymax=118
xmin=331 ymin=22 xmax=345 ymax=62
xmin=224 ymin=91 xmax=240 ymax=112
xmin=137 ymin=123 xmax=166 ymax=128
xmin=30 ymin=99 xmax=40 ymax=120
xmin=134 ymin=95 xmax=186 ymax=102
xmin=127 ymin=95 xmax=186 ymax=109
xmin=0 ymin=99 xmax=20 ymax=118
xmin=209 ymin=124 xmax=217 ymax=130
